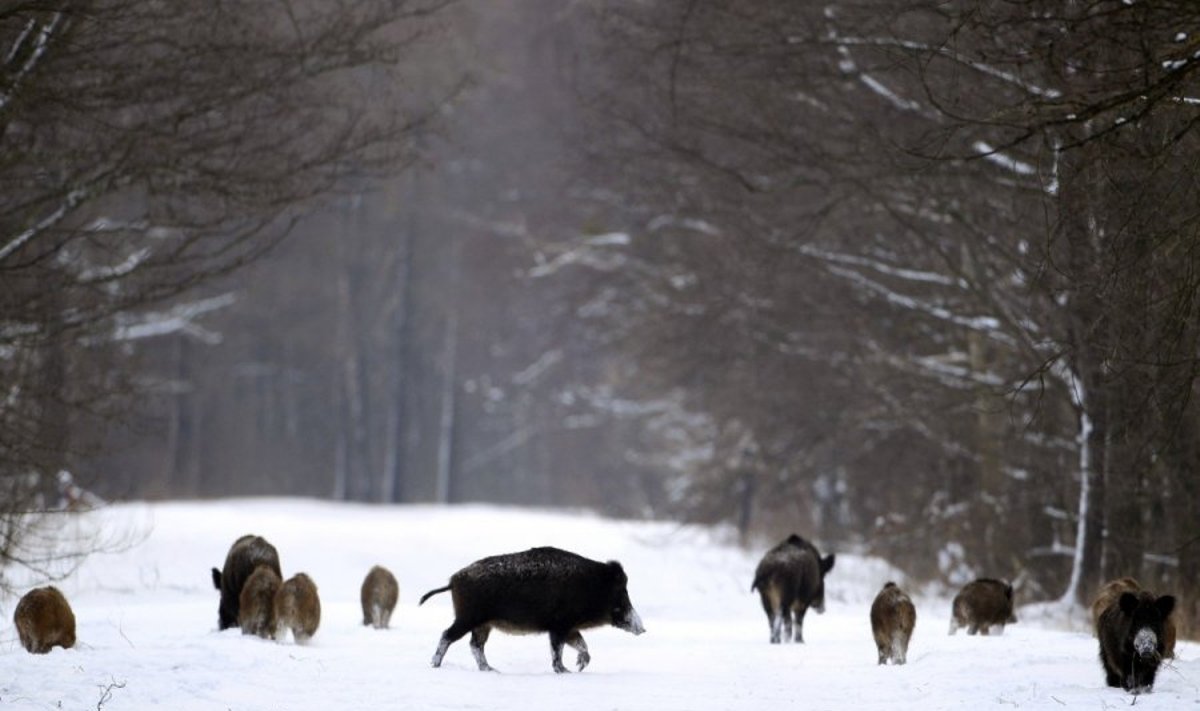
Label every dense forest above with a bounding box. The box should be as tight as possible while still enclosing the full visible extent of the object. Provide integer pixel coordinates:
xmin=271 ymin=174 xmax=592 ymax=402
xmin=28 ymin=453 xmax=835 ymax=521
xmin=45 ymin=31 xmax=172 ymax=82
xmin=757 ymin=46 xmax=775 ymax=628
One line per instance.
xmin=3 ymin=1 xmax=1199 ymax=632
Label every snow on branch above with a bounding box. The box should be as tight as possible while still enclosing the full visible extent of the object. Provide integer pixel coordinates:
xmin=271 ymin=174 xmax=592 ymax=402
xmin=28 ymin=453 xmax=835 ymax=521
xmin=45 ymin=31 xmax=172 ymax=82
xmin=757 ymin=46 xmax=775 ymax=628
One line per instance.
xmin=107 ymin=293 xmax=237 ymax=345
xmin=527 ymin=233 xmax=631 ymax=278
xmin=0 ymin=187 xmax=87 ymax=262
xmin=798 ymin=244 xmax=965 ymax=287
xmin=0 ymin=12 xmax=64 ymax=112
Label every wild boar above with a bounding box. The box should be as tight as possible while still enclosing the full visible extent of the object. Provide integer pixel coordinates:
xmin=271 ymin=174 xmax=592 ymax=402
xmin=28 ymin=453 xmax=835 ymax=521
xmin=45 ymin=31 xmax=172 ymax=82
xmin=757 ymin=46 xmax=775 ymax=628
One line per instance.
xmin=948 ymin=578 xmax=1016 ymax=635
xmin=274 ymin=572 xmax=321 ymax=644
xmin=13 ymin=586 xmax=76 ymax=654
xmin=361 ymin=565 xmax=399 ymax=629
xmin=419 ymin=546 xmax=645 ymax=673
xmin=238 ymin=564 xmax=282 ymax=639
xmin=1091 ymin=577 xmax=1175 ymax=659
xmin=751 ymin=534 xmax=836 ymax=643
xmin=1097 ymin=589 xmax=1176 ymax=693
xmin=211 ymin=534 xmax=282 ymax=631
xmin=870 ymin=582 xmax=916 ymax=665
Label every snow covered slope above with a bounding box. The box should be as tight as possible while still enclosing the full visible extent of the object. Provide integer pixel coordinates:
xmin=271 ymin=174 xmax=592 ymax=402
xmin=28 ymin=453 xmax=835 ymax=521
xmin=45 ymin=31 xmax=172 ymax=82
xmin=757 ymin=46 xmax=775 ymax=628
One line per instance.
xmin=0 ymin=499 xmax=1195 ymax=710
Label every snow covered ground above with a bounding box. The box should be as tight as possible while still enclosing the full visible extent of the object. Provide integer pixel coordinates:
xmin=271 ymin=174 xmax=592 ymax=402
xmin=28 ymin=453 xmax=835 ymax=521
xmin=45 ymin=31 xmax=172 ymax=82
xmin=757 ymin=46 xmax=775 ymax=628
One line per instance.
xmin=0 ymin=498 xmax=1196 ymax=710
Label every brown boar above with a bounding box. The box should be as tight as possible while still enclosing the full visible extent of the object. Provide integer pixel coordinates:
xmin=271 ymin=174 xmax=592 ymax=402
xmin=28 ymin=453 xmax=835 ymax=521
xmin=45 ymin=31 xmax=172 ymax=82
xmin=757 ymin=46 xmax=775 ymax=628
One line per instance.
xmin=1091 ymin=577 xmax=1175 ymax=659
xmin=361 ymin=565 xmax=399 ymax=629
xmin=13 ymin=586 xmax=76 ymax=654
xmin=751 ymin=534 xmax=835 ymax=643
xmin=949 ymin=578 xmax=1016 ymax=635
xmin=211 ymin=534 xmax=281 ymax=631
xmin=420 ymin=546 xmax=645 ymax=673
xmin=274 ymin=573 xmax=320 ymax=644
xmin=870 ymin=582 xmax=916 ymax=665
xmin=1097 ymin=589 xmax=1175 ymax=693
xmin=238 ymin=565 xmax=282 ymax=639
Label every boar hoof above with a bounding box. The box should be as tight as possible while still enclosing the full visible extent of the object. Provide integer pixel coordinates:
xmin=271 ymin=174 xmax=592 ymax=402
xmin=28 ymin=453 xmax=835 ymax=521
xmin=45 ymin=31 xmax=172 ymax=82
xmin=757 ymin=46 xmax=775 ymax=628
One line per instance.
xmin=577 ymin=651 xmax=591 ymax=671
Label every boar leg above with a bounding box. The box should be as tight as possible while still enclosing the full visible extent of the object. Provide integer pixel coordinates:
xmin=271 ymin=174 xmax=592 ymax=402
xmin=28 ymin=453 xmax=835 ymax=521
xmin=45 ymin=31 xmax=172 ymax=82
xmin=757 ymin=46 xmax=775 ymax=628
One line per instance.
xmin=565 ymin=630 xmax=590 ymax=671
xmin=469 ymin=625 xmax=495 ymax=671
xmin=792 ymin=603 xmax=808 ymax=644
xmin=549 ymin=630 xmax=573 ymax=673
xmin=431 ymin=620 xmax=472 ymax=668
xmin=877 ymin=642 xmax=888 ymax=665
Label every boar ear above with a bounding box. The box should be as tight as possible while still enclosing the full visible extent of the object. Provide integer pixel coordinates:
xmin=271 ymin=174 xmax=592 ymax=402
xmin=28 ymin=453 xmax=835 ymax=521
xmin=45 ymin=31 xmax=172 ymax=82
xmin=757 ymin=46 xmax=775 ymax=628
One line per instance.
xmin=1119 ymin=592 xmax=1139 ymax=615
xmin=820 ymin=554 xmax=836 ymax=574
xmin=1156 ymin=595 xmax=1176 ymax=619
xmin=607 ymin=561 xmax=628 ymax=584
xmin=1005 ymin=584 xmax=1013 ymax=600
xmin=212 ymin=568 xmax=222 ymax=590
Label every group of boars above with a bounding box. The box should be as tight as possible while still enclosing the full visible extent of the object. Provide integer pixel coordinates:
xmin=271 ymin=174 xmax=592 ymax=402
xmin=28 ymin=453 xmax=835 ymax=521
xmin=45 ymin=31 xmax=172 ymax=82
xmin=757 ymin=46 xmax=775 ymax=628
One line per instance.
xmin=9 ymin=531 xmax=1179 ymax=694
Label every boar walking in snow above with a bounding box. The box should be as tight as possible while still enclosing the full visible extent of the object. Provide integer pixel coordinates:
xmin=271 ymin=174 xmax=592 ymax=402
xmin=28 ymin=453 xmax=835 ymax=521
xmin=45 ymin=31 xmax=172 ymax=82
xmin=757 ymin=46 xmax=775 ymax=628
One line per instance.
xmin=361 ymin=565 xmax=399 ymax=629
xmin=1091 ymin=577 xmax=1175 ymax=659
xmin=13 ymin=586 xmax=76 ymax=654
xmin=1096 ymin=587 xmax=1176 ymax=693
xmin=419 ymin=546 xmax=646 ymax=673
xmin=274 ymin=573 xmax=321 ymax=644
xmin=211 ymin=534 xmax=282 ymax=631
xmin=239 ymin=565 xmax=282 ymax=638
xmin=870 ymin=582 xmax=916 ymax=665
xmin=948 ymin=578 xmax=1016 ymax=635
xmin=751 ymin=534 xmax=835 ymax=643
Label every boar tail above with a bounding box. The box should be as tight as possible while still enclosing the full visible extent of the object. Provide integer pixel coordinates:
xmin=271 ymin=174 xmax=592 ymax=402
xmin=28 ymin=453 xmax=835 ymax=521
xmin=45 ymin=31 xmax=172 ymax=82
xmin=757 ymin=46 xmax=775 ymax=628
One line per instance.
xmin=419 ymin=585 xmax=452 ymax=605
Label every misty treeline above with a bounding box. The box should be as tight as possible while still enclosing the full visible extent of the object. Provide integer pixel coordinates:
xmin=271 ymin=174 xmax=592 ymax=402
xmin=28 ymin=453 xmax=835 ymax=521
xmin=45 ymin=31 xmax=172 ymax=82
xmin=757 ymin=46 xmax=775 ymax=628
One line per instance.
xmin=2 ymin=0 xmax=1199 ymax=627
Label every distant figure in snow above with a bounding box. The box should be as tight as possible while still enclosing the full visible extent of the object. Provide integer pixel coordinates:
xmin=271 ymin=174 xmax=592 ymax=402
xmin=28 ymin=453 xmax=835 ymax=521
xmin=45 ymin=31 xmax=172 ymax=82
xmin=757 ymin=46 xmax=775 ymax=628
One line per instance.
xmin=14 ymin=586 xmax=76 ymax=654
xmin=420 ymin=546 xmax=645 ymax=673
xmin=212 ymin=534 xmax=282 ymax=631
xmin=361 ymin=565 xmax=399 ymax=629
xmin=870 ymin=582 xmax=915 ymax=665
xmin=948 ymin=578 xmax=1016 ymax=635
xmin=751 ymin=533 xmax=835 ymax=643
xmin=275 ymin=573 xmax=321 ymax=644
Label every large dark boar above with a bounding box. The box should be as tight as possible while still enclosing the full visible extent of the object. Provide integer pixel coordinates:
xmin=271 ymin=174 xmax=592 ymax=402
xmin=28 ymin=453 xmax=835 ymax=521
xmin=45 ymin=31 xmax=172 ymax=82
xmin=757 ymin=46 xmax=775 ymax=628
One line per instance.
xmin=419 ymin=546 xmax=646 ymax=673
xmin=870 ymin=582 xmax=916 ymax=665
xmin=238 ymin=565 xmax=282 ymax=639
xmin=1091 ymin=577 xmax=1175 ymax=659
xmin=948 ymin=578 xmax=1016 ymax=635
xmin=13 ymin=586 xmax=76 ymax=654
xmin=361 ymin=565 xmax=399 ymax=629
xmin=751 ymin=534 xmax=835 ymax=643
xmin=274 ymin=572 xmax=321 ymax=644
xmin=1097 ymin=589 xmax=1175 ymax=693
xmin=211 ymin=534 xmax=282 ymax=631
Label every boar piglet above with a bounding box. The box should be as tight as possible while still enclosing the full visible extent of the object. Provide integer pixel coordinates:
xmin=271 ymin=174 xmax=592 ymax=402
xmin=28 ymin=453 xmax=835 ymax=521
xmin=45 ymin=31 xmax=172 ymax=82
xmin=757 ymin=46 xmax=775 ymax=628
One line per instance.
xmin=361 ymin=565 xmax=399 ymax=629
xmin=751 ymin=533 xmax=835 ymax=644
xmin=274 ymin=573 xmax=321 ymax=644
xmin=870 ymin=582 xmax=916 ymax=665
xmin=239 ymin=564 xmax=282 ymax=639
xmin=14 ymin=586 xmax=76 ymax=654
xmin=949 ymin=578 xmax=1016 ymax=636
xmin=211 ymin=534 xmax=281 ymax=631
xmin=1097 ymin=589 xmax=1175 ymax=694
xmin=420 ymin=546 xmax=645 ymax=673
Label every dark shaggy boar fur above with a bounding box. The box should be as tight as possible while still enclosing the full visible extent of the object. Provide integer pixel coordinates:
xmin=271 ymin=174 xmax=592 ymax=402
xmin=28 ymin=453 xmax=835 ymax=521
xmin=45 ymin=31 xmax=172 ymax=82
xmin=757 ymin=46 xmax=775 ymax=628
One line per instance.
xmin=751 ymin=534 xmax=835 ymax=643
xmin=13 ymin=586 xmax=76 ymax=654
xmin=274 ymin=573 xmax=321 ymax=644
xmin=1091 ymin=577 xmax=1175 ymax=659
xmin=239 ymin=565 xmax=282 ymax=639
xmin=1097 ymin=589 xmax=1176 ymax=693
xmin=870 ymin=582 xmax=916 ymax=665
xmin=361 ymin=565 xmax=399 ymax=629
xmin=211 ymin=534 xmax=282 ymax=631
xmin=420 ymin=546 xmax=645 ymax=673
xmin=948 ymin=578 xmax=1016 ymax=635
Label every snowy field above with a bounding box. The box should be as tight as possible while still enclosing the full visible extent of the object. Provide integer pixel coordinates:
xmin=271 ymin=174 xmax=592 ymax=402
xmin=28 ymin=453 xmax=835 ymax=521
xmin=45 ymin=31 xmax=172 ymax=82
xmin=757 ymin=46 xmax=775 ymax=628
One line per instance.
xmin=0 ymin=498 xmax=1196 ymax=710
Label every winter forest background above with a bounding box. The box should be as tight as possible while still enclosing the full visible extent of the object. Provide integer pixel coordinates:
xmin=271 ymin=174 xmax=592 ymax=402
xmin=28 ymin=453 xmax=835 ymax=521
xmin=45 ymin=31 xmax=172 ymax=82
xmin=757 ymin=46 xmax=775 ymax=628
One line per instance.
xmin=3 ymin=1 xmax=1200 ymax=636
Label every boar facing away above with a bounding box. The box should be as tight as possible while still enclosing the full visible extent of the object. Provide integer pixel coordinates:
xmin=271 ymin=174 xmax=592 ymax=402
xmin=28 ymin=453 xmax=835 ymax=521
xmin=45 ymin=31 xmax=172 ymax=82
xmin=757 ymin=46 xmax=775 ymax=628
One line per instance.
xmin=870 ymin=582 xmax=916 ymax=665
xmin=1097 ymin=589 xmax=1176 ymax=693
xmin=949 ymin=578 xmax=1016 ymax=636
xmin=211 ymin=534 xmax=281 ymax=631
xmin=14 ymin=586 xmax=76 ymax=654
xmin=751 ymin=534 xmax=836 ymax=643
xmin=419 ymin=546 xmax=645 ymax=673
xmin=274 ymin=573 xmax=321 ymax=644
xmin=239 ymin=564 xmax=282 ymax=639
xmin=361 ymin=565 xmax=399 ymax=629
